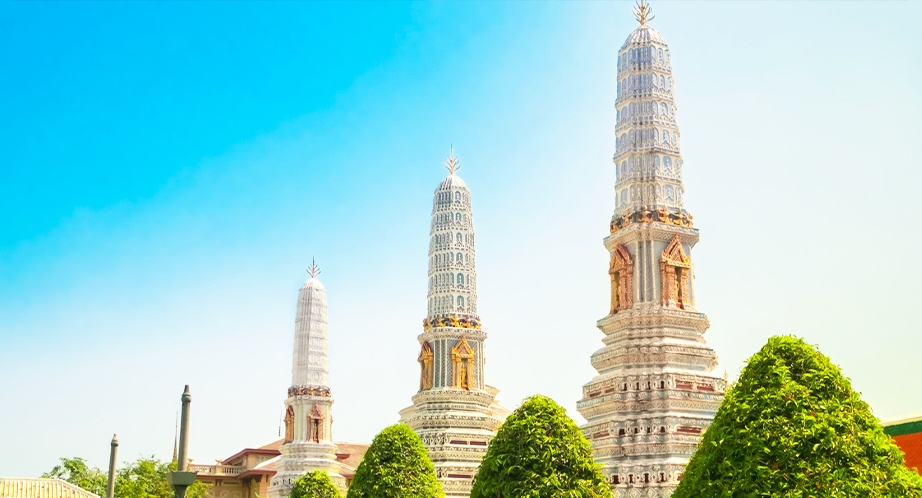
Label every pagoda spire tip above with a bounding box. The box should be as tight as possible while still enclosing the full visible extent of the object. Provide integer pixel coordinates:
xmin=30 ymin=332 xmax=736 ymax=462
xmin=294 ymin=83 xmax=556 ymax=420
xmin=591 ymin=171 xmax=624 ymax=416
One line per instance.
xmin=444 ymin=147 xmax=460 ymax=175
xmin=308 ymin=258 xmax=321 ymax=279
xmin=633 ymin=0 xmax=654 ymax=26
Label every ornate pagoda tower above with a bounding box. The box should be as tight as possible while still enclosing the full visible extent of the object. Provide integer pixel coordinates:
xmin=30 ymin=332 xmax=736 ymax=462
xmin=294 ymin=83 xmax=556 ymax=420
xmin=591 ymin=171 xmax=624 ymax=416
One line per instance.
xmin=576 ymin=3 xmax=726 ymax=497
xmin=268 ymin=261 xmax=345 ymax=497
xmin=400 ymin=150 xmax=509 ymax=498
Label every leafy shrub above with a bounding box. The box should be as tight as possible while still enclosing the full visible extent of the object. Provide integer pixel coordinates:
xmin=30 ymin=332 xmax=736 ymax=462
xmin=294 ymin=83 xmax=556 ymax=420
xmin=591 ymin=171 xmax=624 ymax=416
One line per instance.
xmin=290 ymin=470 xmax=340 ymax=498
xmin=346 ymin=424 xmax=443 ymax=498
xmin=471 ymin=394 xmax=611 ymax=498
xmin=674 ymin=335 xmax=922 ymax=497
xmin=43 ymin=456 xmax=208 ymax=498
xmin=42 ymin=457 xmax=107 ymax=496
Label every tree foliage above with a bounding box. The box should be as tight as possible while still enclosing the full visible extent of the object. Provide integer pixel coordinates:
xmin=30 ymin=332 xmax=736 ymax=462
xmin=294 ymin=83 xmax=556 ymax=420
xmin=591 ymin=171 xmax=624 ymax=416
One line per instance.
xmin=471 ymin=394 xmax=611 ymax=498
xmin=43 ymin=457 xmax=108 ymax=496
xmin=346 ymin=423 xmax=443 ymax=498
xmin=290 ymin=470 xmax=340 ymax=498
xmin=116 ymin=457 xmax=209 ymax=498
xmin=674 ymin=335 xmax=922 ymax=498
xmin=44 ymin=456 xmax=208 ymax=498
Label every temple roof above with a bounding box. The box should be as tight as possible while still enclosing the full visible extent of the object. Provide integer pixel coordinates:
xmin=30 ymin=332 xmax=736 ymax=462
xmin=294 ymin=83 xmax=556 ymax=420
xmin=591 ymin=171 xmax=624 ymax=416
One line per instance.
xmin=0 ymin=479 xmax=99 ymax=498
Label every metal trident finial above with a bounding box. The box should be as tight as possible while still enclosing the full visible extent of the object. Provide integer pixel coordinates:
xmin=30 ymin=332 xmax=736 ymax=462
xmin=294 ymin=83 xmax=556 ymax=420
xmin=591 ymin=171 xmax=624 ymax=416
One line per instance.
xmin=308 ymin=258 xmax=320 ymax=278
xmin=444 ymin=147 xmax=460 ymax=175
xmin=633 ymin=0 xmax=654 ymax=26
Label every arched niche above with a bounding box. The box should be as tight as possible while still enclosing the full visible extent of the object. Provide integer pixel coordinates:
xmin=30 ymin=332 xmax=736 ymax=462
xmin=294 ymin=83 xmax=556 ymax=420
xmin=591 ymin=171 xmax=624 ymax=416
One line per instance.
xmin=660 ymin=234 xmax=691 ymax=309
xmin=610 ymin=243 xmax=634 ymax=314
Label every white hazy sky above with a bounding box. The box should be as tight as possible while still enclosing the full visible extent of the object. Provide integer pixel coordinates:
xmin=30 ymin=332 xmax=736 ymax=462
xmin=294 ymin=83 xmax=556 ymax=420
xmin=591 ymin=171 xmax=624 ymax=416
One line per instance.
xmin=2 ymin=1 xmax=921 ymax=477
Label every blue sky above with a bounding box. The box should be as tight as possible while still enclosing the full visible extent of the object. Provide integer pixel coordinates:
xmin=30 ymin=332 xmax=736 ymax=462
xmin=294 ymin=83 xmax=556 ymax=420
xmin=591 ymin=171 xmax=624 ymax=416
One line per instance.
xmin=2 ymin=0 xmax=921 ymax=478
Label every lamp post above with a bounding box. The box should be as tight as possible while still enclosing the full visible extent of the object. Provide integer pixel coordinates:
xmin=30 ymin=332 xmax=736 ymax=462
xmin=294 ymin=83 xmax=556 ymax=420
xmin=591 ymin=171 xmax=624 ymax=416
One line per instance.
xmin=167 ymin=385 xmax=197 ymax=498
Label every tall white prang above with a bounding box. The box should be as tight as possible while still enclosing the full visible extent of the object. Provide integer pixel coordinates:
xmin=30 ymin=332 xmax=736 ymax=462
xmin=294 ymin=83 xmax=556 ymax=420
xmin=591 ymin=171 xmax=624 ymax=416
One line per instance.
xmin=268 ymin=261 xmax=345 ymax=497
xmin=400 ymin=149 xmax=509 ymax=498
xmin=576 ymin=3 xmax=726 ymax=497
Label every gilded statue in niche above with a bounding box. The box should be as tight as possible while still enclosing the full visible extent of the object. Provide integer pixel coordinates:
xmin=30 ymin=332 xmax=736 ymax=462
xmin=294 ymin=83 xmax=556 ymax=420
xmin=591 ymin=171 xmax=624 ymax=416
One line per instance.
xmin=308 ymin=405 xmax=323 ymax=443
xmin=610 ymin=243 xmax=634 ymax=314
xmin=418 ymin=341 xmax=434 ymax=391
xmin=660 ymin=234 xmax=691 ymax=309
xmin=451 ymin=335 xmax=475 ymax=391
xmin=283 ymin=405 xmax=294 ymax=443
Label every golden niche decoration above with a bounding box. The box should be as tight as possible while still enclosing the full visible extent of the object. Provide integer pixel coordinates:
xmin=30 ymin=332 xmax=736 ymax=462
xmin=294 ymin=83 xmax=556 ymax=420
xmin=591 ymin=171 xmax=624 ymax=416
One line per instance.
xmin=610 ymin=243 xmax=634 ymax=314
xmin=660 ymin=234 xmax=691 ymax=309
xmin=283 ymin=405 xmax=294 ymax=443
xmin=418 ymin=341 xmax=434 ymax=391
xmin=308 ymin=404 xmax=324 ymax=443
xmin=451 ymin=335 xmax=475 ymax=391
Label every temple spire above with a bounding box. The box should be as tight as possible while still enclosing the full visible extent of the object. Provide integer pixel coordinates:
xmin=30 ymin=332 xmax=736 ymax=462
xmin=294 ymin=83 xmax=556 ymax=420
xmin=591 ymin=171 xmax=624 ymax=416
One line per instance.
xmin=267 ymin=263 xmax=344 ymax=497
xmin=171 ymin=411 xmax=178 ymax=464
xmin=443 ymin=147 xmax=460 ymax=175
xmin=291 ymin=262 xmax=329 ymax=388
xmin=578 ymin=7 xmax=725 ymax=497
xmin=400 ymin=150 xmax=508 ymax=497
xmin=633 ymin=0 xmax=654 ymax=26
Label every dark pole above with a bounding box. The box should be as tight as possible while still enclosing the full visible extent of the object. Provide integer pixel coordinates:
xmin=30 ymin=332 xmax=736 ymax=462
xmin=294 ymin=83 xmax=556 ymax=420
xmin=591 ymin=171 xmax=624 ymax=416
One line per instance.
xmin=106 ymin=434 xmax=118 ymax=498
xmin=177 ymin=385 xmax=191 ymax=471
xmin=168 ymin=385 xmax=197 ymax=498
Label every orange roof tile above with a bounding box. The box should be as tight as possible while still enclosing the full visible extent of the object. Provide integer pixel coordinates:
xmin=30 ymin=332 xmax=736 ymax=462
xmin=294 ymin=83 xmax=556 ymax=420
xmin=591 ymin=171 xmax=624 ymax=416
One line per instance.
xmin=893 ymin=432 xmax=922 ymax=476
xmin=333 ymin=442 xmax=369 ymax=477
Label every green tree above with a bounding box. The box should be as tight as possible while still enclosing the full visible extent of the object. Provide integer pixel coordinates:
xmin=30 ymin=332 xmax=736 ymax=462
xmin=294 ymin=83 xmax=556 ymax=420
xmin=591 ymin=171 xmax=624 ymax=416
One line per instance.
xmin=471 ymin=394 xmax=611 ymax=498
xmin=346 ymin=423 xmax=443 ymax=498
xmin=674 ymin=335 xmax=922 ymax=498
xmin=114 ymin=457 xmax=208 ymax=498
xmin=42 ymin=457 xmax=108 ymax=496
xmin=289 ymin=470 xmax=340 ymax=498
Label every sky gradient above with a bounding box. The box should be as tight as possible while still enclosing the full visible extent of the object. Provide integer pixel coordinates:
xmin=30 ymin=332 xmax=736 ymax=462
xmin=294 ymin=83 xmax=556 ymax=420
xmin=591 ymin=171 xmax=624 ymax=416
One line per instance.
xmin=2 ymin=0 xmax=921 ymax=478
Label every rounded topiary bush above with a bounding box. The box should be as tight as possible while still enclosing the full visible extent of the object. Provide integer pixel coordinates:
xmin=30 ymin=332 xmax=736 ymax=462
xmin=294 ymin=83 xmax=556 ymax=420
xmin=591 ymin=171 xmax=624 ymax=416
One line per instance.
xmin=346 ymin=423 xmax=443 ymax=498
xmin=674 ymin=335 xmax=922 ymax=498
xmin=471 ymin=394 xmax=611 ymax=498
xmin=290 ymin=470 xmax=340 ymax=498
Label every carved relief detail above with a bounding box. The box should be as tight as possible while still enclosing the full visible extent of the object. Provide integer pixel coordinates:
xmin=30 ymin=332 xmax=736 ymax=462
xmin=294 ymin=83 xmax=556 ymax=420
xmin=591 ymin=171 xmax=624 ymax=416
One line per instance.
xmin=283 ymin=406 xmax=294 ymax=443
xmin=660 ymin=234 xmax=690 ymax=309
xmin=610 ymin=207 xmax=693 ymax=234
xmin=308 ymin=405 xmax=323 ymax=443
xmin=610 ymin=243 xmax=635 ymax=314
xmin=287 ymin=385 xmax=331 ymax=398
xmin=423 ymin=314 xmax=482 ymax=331
xmin=418 ymin=341 xmax=434 ymax=391
xmin=451 ymin=336 xmax=475 ymax=390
